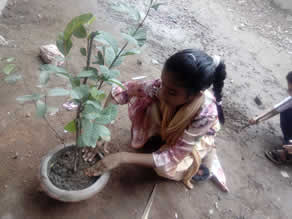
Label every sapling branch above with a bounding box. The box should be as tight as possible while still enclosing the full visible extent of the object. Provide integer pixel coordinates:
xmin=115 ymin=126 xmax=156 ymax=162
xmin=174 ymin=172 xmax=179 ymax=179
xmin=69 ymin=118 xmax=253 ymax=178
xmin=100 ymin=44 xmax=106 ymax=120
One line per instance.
xmin=98 ymin=2 xmax=153 ymax=90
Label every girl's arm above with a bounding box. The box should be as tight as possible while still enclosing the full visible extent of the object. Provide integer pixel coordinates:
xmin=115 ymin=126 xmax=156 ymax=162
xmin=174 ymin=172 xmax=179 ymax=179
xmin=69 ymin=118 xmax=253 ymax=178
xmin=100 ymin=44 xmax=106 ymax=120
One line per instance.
xmin=85 ymin=152 xmax=155 ymax=176
xmin=252 ymin=108 xmax=278 ymax=123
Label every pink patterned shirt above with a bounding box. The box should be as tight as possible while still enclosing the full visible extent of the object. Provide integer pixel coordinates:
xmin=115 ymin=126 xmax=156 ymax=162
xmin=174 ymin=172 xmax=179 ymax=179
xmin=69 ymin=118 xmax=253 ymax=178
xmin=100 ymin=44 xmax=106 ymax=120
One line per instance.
xmin=112 ymin=79 xmax=220 ymax=178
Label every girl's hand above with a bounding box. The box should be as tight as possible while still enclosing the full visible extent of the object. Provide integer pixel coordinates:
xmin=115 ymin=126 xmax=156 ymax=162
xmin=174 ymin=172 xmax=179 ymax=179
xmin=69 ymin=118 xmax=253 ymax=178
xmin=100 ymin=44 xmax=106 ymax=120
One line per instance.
xmin=85 ymin=153 xmax=123 ymax=176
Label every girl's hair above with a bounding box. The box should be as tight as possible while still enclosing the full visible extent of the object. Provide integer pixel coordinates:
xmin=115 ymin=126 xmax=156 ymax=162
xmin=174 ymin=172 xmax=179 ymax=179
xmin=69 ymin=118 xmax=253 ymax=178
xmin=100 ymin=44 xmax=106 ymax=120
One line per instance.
xmin=164 ymin=49 xmax=227 ymax=103
xmin=287 ymin=71 xmax=292 ymax=83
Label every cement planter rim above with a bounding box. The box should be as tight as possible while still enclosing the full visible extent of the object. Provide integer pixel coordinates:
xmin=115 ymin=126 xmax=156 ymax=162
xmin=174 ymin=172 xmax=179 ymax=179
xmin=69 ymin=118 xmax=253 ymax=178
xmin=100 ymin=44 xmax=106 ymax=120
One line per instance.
xmin=39 ymin=142 xmax=110 ymax=202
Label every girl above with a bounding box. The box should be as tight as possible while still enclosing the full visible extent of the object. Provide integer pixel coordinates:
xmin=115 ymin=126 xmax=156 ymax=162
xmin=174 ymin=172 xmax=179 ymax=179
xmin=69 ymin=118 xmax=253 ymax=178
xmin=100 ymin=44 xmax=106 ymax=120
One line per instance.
xmin=84 ymin=49 xmax=227 ymax=189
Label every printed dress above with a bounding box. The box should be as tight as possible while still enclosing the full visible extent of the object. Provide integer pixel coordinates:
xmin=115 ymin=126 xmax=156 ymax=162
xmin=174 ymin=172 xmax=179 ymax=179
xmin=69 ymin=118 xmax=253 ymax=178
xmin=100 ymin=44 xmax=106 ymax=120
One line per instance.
xmin=111 ymin=79 xmax=222 ymax=181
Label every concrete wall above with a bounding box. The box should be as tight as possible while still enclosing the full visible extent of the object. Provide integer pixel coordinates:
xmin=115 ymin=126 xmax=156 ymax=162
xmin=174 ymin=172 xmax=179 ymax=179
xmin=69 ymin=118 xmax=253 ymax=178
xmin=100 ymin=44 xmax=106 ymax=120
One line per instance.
xmin=0 ymin=0 xmax=8 ymax=15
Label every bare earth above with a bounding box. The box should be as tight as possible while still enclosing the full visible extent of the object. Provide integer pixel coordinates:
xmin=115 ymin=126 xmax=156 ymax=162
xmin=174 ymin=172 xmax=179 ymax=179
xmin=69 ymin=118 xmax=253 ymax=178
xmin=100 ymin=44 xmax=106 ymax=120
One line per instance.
xmin=1 ymin=0 xmax=292 ymax=218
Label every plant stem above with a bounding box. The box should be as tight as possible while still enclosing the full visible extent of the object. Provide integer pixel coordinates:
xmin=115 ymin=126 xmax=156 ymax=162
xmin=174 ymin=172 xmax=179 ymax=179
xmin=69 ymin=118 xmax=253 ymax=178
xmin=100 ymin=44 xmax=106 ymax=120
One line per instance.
xmin=73 ymin=32 xmax=98 ymax=172
xmin=83 ymin=32 xmax=96 ymax=84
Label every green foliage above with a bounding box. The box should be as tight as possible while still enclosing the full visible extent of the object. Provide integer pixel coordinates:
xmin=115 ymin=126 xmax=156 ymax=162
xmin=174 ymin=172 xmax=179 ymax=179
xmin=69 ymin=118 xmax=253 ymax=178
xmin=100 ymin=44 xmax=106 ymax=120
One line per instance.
xmin=4 ymin=74 xmax=22 ymax=84
xmin=112 ymin=3 xmax=141 ymax=21
xmin=3 ymin=63 xmax=16 ymax=75
xmin=57 ymin=13 xmax=94 ymax=56
xmin=80 ymin=119 xmax=110 ymax=146
xmin=80 ymin=48 xmax=87 ymax=56
xmin=151 ymin=3 xmax=165 ymax=10
xmin=15 ymin=1 xmax=164 ymax=150
xmin=94 ymin=32 xmax=119 ymax=53
xmin=48 ymin=88 xmax=71 ymax=96
xmin=71 ymin=84 xmax=90 ymax=100
xmin=64 ymin=120 xmax=76 ymax=132
xmin=36 ymin=100 xmax=47 ymax=118
xmin=16 ymin=94 xmax=43 ymax=103
xmin=121 ymin=48 xmax=141 ymax=56
xmin=77 ymin=68 xmax=98 ymax=78
xmin=95 ymin=104 xmax=118 ymax=125
xmin=128 ymin=27 xmax=147 ymax=47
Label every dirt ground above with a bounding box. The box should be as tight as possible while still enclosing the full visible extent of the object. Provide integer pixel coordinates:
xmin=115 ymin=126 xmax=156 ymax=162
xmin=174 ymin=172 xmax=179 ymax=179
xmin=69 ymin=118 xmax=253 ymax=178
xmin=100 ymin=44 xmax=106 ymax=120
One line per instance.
xmin=1 ymin=0 xmax=292 ymax=218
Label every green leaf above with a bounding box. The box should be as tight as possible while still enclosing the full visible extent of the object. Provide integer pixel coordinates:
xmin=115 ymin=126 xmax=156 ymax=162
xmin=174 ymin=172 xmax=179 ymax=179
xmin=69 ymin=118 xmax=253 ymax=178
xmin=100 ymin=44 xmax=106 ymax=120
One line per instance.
xmin=73 ymin=25 xmax=87 ymax=38
xmin=4 ymin=74 xmax=22 ymax=84
xmin=40 ymin=64 xmax=67 ymax=74
xmin=111 ymin=56 xmax=124 ymax=68
xmin=80 ymin=47 xmax=87 ymax=56
xmin=6 ymin=57 xmax=15 ymax=63
xmin=70 ymin=77 xmax=80 ymax=88
xmin=106 ymin=78 xmax=125 ymax=89
xmin=112 ymin=3 xmax=141 ymax=21
xmin=86 ymin=100 xmax=102 ymax=110
xmin=55 ymin=72 xmax=71 ymax=79
xmin=64 ymin=13 xmax=94 ymax=41
xmin=121 ymin=48 xmax=141 ymax=56
xmin=109 ymin=69 xmax=120 ymax=78
xmin=128 ymin=27 xmax=147 ymax=47
xmin=81 ymin=119 xmax=99 ymax=146
xmin=64 ymin=120 xmax=76 ymax=132
xmin=36 ymin=100 xmax=47 ymax=118
xmin=121 ymin=33 xmax=138 ymax=46
xmin=94 ymin=32 xmax=119 ymax=53
xmin=56 ymin=32 xmax=73 ymax=56
xmin=95 ymin=104 xmax=118 ymax=125
xmin=3 ymin=64 xmax=16 ymax=75
xmin=39 ymin=71 xmax=50 ymax=85
xmin=99 ymin=65 xmax=110 ymax=77
xmin=83 ymin=111 xmax=100 ymax=120
xmin=93 ymin=51 xmax=104 ymax=65
xmin=87 ymin=16 xmax=96 ymax=26
xmin=56 ymin=32 xmax=66 ymax=56
xmin=151 ymin=3 xmax=166 ymax=10
xmin=16 ymin=94 xmax=43 ymax=103
xmin=97 ymin=125 xmax=111 ymax=141
xmin=71 ymin=84 xmax=90 ymax=100
xmin=104 ymin=46 xmax=116 ymax=66
xmin=90 ymin=87 xmax=106 ymax=101
xmin=77 ymin=69 xmax=98 ymax=78
xmin=48 ymin=88 xmax=70 ymax=96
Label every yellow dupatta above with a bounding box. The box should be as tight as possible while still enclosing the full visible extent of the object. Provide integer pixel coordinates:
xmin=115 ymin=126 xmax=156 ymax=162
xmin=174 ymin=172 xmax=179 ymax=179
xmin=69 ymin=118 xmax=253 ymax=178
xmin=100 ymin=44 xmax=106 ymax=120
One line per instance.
xmin=159 ymin=94 xmax=205 ymax=189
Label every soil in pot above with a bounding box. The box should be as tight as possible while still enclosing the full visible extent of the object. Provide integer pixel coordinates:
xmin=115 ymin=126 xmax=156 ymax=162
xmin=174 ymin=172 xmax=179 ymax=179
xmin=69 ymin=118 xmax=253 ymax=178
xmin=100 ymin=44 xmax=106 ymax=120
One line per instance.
xmin=48 ymin=146 xmax=100 ymax=190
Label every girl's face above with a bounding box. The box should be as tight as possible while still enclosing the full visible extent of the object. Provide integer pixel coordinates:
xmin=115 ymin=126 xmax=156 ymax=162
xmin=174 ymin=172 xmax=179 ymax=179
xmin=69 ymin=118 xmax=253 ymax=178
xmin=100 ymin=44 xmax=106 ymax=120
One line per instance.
xmin=160 ymin=70 xmax=200 ymax=108
xmin=288 ymin=81 xmax=292 ymax=96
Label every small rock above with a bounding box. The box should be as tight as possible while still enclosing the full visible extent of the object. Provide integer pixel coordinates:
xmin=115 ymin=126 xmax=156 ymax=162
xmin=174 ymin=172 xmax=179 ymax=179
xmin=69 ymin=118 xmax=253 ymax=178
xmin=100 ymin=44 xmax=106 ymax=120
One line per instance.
xmin=209 ymin=209 xmax=214 ymax=215
xmin=25 ymin=112 xmax=31 ymax=118
xmin=4 ymin=185 xmax=8 ymax=189
xmin=12 ymin=152 xmax=18 ymax=159
xmin=39 ymin=44 xmax=65 ymax=66
xmin=215 ymin=202 xmax=219 ymax=209
xmin=137 ymin=59 xmax=142 ymax=65
xmin=254 ymin=96 xmax=263 ymax=106
xmin=280 ymin=170 xmax=289 ymax=178
xmin=175 ymin=212 xmax=178 ymax=218
xmin=151 ymin=59 xmax=159 ymax=65
xmin=0 ymin=35 xmax=8 ymax=46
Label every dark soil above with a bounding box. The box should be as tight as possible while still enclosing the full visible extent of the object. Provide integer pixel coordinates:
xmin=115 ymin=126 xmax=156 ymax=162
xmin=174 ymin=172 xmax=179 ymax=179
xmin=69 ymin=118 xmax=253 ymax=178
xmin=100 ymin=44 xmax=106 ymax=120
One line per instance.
xmin=48 ymin=146 xmax=100 ymax=191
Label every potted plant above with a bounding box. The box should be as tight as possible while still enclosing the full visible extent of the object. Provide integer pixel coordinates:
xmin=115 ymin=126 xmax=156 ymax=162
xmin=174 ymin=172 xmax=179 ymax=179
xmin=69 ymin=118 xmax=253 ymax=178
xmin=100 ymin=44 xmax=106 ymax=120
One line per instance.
xmin=16 ymin=1 xmax=164 ymax=202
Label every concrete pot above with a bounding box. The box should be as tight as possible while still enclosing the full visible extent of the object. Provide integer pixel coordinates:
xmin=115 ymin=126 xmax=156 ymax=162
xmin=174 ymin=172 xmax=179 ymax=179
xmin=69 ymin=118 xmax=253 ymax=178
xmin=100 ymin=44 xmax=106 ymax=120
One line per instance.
xmin=40 ymin=143 xmax=110 ymax=202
